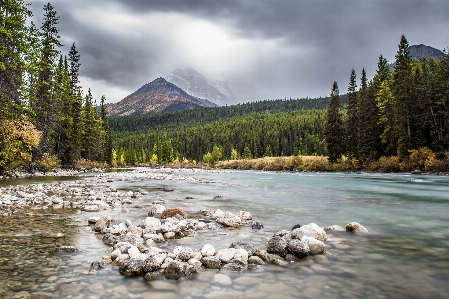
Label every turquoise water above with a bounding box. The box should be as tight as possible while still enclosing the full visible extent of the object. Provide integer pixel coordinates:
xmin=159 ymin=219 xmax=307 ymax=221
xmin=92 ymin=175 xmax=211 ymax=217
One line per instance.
xmin=1 ymin=169 xmax=448 ymax=298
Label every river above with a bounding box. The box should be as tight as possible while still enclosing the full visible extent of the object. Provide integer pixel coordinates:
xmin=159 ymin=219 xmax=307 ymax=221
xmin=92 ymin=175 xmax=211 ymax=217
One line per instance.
xmin=0 ymin=168 xmax=448 ymax=298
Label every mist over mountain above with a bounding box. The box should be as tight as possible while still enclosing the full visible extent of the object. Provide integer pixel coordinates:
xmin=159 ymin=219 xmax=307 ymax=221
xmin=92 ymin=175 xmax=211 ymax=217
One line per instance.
xmin=107 ymin=78 xmax=217 ymax=116
xmin=166 ymin=68 xmax=237 ymax=106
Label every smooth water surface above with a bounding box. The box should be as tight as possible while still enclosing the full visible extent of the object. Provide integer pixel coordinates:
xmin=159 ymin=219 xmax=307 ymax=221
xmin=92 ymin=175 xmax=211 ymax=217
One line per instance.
xmin=0 ymin=169 xmax=448 ymax=298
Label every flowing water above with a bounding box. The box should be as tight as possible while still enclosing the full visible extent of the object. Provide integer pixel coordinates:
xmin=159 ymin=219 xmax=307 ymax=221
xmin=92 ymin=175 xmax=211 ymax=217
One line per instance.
xmin=0 ymin=169 xmax=448 ymax=298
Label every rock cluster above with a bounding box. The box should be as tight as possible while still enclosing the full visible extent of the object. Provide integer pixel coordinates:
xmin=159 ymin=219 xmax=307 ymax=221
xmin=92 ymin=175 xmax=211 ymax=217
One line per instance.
xmin=0 ymin=180 xmax=141 ymax=216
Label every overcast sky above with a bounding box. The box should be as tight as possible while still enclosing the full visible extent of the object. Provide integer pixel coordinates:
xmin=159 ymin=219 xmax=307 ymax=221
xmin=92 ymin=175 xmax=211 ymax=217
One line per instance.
xmin=29 ymin=0 xmax=449 ymax=104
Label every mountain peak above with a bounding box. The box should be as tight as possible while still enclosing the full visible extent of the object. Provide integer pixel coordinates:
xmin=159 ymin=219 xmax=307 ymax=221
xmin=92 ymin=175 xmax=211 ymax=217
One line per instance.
xmin=107 ymin=77 xmax=217 ymax=116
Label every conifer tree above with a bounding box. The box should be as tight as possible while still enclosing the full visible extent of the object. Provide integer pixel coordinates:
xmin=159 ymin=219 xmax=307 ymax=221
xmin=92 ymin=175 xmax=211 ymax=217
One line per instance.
xmin=32 ymin=2 xmax=62 ymax=155
xmin=100 ymin=95 xmax=112 ymax=163
xmin=391 ymin=35 xmax=412 ymax=157
xmin=346 ymin=69 xmax=358 ymax=157
xmin=325 ymin=82 xmax=344 ymax=163
xmin=0 ymin=0 xmax=32 ymax=119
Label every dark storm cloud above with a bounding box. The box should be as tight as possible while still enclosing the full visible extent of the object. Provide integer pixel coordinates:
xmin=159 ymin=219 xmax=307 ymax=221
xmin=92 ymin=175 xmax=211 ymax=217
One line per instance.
xmin=28 ymin=0 xmax=449 ymax=102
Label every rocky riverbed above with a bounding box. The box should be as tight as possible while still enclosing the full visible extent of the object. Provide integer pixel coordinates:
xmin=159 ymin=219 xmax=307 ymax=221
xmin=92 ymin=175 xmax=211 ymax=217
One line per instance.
xmin=2 ymin=168 xmax=444 ymax=299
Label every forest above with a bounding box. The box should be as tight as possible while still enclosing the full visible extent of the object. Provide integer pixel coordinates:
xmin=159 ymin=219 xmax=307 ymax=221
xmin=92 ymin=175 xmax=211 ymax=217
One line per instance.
xmin=112 ymin=36 xmax=449 ymax=172
xmin=0 ymin=1 xmax=111 ymax=173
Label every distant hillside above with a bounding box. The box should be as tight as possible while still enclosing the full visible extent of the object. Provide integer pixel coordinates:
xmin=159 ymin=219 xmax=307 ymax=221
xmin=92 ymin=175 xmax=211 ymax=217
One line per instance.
xmin=166 ymin=68 xmax=237 ymax=105
xmin=107 ymin=78 xmax=217 ymax=117
xmin=390 ymin=44 xmax=443 ymax=69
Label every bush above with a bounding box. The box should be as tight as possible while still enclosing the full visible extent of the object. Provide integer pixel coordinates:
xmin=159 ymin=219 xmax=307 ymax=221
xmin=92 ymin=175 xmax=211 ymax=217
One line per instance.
xmin=0 ymin=117 xmax=41 ymax=172
xmin=368 ymin=156 xmax=400 ymax=172
xmin=407 ymin=147 xmax=435 ymax=171
xmin=36 ymin=153 xmax=61 ymax=172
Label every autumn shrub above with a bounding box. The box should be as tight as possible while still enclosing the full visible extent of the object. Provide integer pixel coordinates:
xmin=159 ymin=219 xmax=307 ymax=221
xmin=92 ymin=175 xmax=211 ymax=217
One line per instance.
xmin=401 ymin=147 xmax=436 ymax=171
xmin=368 ymin=156 xmax=401 ymax=172
xmin=302 ymin=156 xmax=330 ymax=171
xmin=35 ymin=153 xmax=60 ymax=172
xmin=0 ymin=117 xmax=41 ymax=172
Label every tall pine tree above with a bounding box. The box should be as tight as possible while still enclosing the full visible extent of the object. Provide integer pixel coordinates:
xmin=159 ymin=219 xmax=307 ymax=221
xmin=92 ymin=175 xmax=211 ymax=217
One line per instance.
xmin=346 ymin=69 xmax=358 ymax=158
xmin=325 ymin=82 xmax=344 ymax=163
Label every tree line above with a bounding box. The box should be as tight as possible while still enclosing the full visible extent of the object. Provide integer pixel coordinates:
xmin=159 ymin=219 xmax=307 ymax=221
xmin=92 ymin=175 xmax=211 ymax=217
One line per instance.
xmin=326 ymin=35 xmax=449 ymax=168
xmin=0 ymin=1 xmax=111 ymax=172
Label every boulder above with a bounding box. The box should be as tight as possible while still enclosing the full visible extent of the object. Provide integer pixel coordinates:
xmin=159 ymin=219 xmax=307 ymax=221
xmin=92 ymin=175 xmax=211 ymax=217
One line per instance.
xmin=216 ymin=248 xmax=235 ymax=263
xmin=185 ymin=265 xmax=202 ymax=278
xmin=346 ymin=222 xmax=369 ymax=233
xmin=178 ymin=247 xmax=195 ymax=261
xmin=287 ymin=239 xmax=310 ymax=257
xmin=224 ymin=259 xmax=245 ymax=272
xmin=118 ymin=258 xmax=144 ymax=276
xmin=143 ymin=253 xmax=167 ymax=272
xmin=216 ymin=216 xmax=242 ymax=228
xmin=291 ymin=223 xmax=326 ymax=241
xmin=248 ymin=255 xmax=265 ymax=265
xmin=211 ymin=209 xmax=225 ymax=219
xmin=266 ymin=236 xmax=288 ymax=256
xmin=201 ymin=256 xmax=222 ymax=269
xmin=148 ymin=204 xmax=166 ymax=216
xmin=230 ymin=241 xmax=256 ymax=256
xmin=161 ymin=207 xmax=187 ymax=219
xmin=94 ymin=215 xmax=112 ymax=232
xmin=164 ymin=261 xmax=187 ymax=280
xmin=201 ymin=244 xmax=216 ymax=256
xmin=301 ymin=236 xmax=325 ymax=255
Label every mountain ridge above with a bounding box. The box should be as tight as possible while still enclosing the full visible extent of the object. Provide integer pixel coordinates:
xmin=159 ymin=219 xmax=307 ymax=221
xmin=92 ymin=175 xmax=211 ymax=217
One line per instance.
xmin=107 ymin=78 xmax=217 ymax=117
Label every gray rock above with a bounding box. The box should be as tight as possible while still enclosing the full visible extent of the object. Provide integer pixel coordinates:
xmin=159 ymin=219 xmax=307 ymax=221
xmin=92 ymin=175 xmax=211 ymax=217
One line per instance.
xmin=185 ymin=265 xmax=202 ymax=278
xmin=230 ymin=241 xmax=256 ymax=256
xmin=251 ymin=221 xmax=264 ymax=229
xmin=287 ymin=239 xmax=310 ymax=257
xmin=91 ymin=260 xmax=108 ymax=269
xmin=178 ymin=247 xmax=195 ymax=261
xmin=266 ymin=236 xmax=288 ymax=256
xmin=201 ymin=256 xmax=222 ymax=269
xmin=143 ymin=253 xmax=167 ymax=272
xmin=114 ymin=242 xmax=133 ymax=253
xmin=164 ymin=261 xmax=187 ymax=280
xmin=102 ymin=233 xmax=120 ymax=246
xmin=94 ymin=215 xmax=112 ymax=232
xmin=119 ymin=258 xmax=144 ymax=276
xmin=225 ymin=259 xmax=245 ymax=272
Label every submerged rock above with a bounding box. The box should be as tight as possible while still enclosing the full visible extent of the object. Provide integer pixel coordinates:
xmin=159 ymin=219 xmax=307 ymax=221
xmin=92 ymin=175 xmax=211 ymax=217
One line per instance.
xmin=119 ymin=258 xmax=144 ymax=276
xmin=57 ymin=246 xmax=78 ymax=253
xmin=346 ymin=222 xmax=369 ymax=233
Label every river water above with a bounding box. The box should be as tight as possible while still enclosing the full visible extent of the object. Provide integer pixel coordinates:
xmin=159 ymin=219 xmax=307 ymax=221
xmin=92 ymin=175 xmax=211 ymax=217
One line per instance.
xmin=0 ymin=169 xmax=448 ymax=298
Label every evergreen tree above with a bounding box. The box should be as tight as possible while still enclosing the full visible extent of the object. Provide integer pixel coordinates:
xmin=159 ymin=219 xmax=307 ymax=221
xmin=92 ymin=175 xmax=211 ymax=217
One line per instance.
xmin=0 ymin=0 xmax=32 ymax=119
xmin=32 ymin=2 xmax=62 ymax=155
xmin=346 ymin=69 xmax=358 ymax=157
xmin=325 ymin=82 xmax=344 ymax=163
xmin=68 ymin=42 xmax=83 ymax=162
xmin=391 ymin=35 xmax=412 ymax=157
xmin=100 ymin=95 xmax=112 ymax=163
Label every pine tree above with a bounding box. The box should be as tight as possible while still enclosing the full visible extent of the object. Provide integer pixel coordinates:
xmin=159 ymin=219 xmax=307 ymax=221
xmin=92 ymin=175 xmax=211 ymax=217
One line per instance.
xmin=391 ymin=35 xmax=412 ymax=157
xmin=325 ymin=82 xmax=344 ymax=163
xmin=68 ymin=42 xmax=83 ymax=162
xmin=0 ymin=0 xmax=33 ymax=119
xmin=32 ymin=2 xmax=62 ymax=155
xmin=100 ymin=95 xmax=112 ymax=164
xmin=346 ymin=69 xmax=358 ymax=157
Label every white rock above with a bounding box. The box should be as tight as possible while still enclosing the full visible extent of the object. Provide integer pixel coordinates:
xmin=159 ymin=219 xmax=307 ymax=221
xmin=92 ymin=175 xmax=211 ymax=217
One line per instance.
xmin=211 ymin=209 xmax=225 ymax=219
xmin=148 ymin=204 xmax=166 ymax=216
xmin=239 ymin=211 xmax=252 ymax=220
xmin=144 ymin=217 xmax=162 ymax=230
xmin=84 ymin=204 xmax=99 ymax=212
xmin=216 ymin=248 xmax=235 ymax=263
xmin=111 ymin=249 xmax=121 ymax=261
xmin=292 ymin=223 xmax=327 ymax=241
xmin=301 ymin=236 xmax=325 ymax=255
xmin=233 ymin=248 xmax=249 ymax=264
xmin=127 ymin=246 xmax=141 ymax=259
xmin=201 ymin=244 xmax=216 ymax=256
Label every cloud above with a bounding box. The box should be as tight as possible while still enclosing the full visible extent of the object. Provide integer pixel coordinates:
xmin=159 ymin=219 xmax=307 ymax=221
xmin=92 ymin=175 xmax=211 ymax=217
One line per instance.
xmin=28 ymin=0 xmax=449 ymax=103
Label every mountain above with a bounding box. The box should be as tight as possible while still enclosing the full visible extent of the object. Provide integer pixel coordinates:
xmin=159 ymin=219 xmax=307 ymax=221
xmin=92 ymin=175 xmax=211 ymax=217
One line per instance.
xmin=390 ymin=44 xmax=443 ymax=69
xmin=166 ymin=68 xmax=237 ymax=105
xmin=107 ymin=78 xmax=217 ymax=117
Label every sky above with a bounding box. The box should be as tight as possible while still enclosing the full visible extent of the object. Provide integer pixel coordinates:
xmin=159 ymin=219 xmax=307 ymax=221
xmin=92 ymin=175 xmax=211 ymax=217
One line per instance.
xmin=28 ymin=0 xmax=449 ymax=104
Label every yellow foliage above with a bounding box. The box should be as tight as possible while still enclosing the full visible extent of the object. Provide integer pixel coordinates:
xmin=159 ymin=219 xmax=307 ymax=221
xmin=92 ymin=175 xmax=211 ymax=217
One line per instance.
xmin=0 ymin=117 xmax=41 ymax=171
